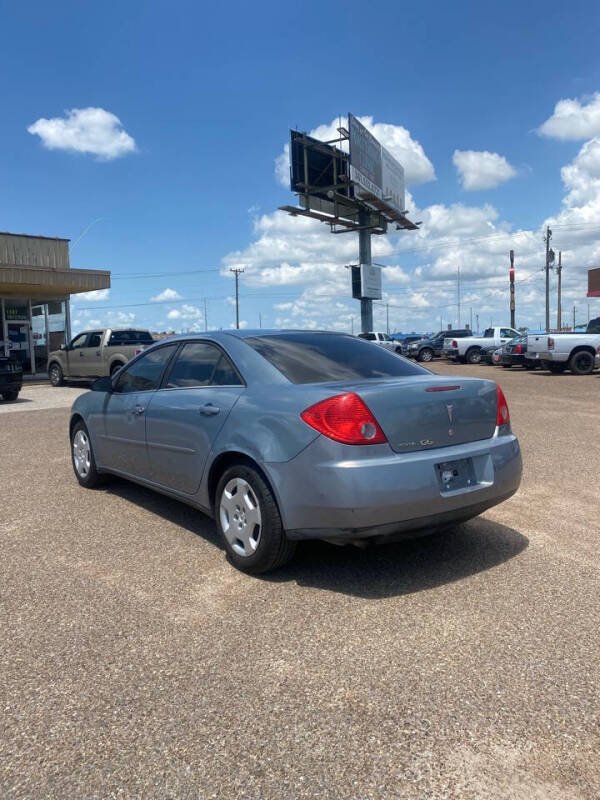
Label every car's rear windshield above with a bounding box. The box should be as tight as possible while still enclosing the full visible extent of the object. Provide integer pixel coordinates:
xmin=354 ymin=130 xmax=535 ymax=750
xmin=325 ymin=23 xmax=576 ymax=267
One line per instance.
xmin=244 ymin=333 xmax=427 ymax=384
xmin=108 ymin=329 xmax=154 ymax=345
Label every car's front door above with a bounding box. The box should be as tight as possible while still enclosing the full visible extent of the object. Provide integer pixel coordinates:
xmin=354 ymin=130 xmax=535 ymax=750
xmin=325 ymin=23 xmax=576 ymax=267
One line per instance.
xmin=99 ymin=344 xmax=178 ymax=478
xmin=65 ymin=332 xmax=88 ymax=376
xmin=145 ymin=341 xmax=245 ymax=494
xmin=76 ymin=331 xmax=104 ymax=377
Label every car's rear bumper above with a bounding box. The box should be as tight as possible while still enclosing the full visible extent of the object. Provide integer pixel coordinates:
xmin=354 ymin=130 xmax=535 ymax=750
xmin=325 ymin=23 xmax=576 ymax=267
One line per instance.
xmin=266 ymin=432 xmax=522 ymax=541
xmin=444 ymin=348 xmax=459 ymax=359
xmin=536 ymin=351 xmax=569 ymax=363
xmin=501 ymin=353 xmax=524 ymax=365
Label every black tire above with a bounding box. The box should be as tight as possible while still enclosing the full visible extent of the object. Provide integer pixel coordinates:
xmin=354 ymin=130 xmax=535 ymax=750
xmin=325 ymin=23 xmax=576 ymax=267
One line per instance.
xmin=547 ymin=362 xmax=566 ymax=374
xmin=110 ymin=361 xmax=124 ymax=377
xmin=568 ymin=350 xmax=595 ymax=375
xmin=465 ymin=347 xmax=482 ymax=364
xmin=501 ymin=364 xmax=512 ymax=368
xmin=215 ymin=463 xmax=296 ymax=574
xmin=417 ymin=347 xmax=434 ymax=363
xmin=2 ymin=390 xmax=19 ymax=401
xmin=49 ymin=362 xmax=64 ymax=386
xmin=524 ymin=361 xmax=537 ymax=370
xmin=70 ymin=420 xmax=105 ymax=488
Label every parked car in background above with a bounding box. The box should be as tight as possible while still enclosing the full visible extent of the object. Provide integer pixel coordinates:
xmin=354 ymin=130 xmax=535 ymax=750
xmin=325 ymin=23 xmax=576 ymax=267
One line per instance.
xmin=357 ymin=332 xmax=402 ymax=353
xmin=405 ymin=329 xmax=473 ymax=362
xmin=500 ymin=336 xmax=534 ymax=368
xmin=48 ymin=327 xmax=154 ymax=386
xmin=444 ymin=326 xmax=521 ymax=364
xmin=69 ymin=330 xmax=522 ymax=574
xmin=396 ymin=334 xmax=423 ymax=355
xmin=0 ymin=354 xmax=23 ymax=401
xmin=526 ymin=318 xmax=600 ymax=374
xmin=479 ymin=343 xmax=500 ymax=365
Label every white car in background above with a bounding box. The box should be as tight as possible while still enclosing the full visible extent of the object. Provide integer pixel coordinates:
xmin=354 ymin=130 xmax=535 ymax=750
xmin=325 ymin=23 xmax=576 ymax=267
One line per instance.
xmin=443 ymin=326 xmax=521 ymax=364
xmin=358 ymin=332 xmax=402 ymax=354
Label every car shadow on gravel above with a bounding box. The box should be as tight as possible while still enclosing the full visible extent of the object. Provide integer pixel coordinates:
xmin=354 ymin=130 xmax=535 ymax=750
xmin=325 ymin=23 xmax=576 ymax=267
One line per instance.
xmin=103 ymin=479 xmax=528 ymax=599
xmin=266 ymin=520 xmax=529 ymax=599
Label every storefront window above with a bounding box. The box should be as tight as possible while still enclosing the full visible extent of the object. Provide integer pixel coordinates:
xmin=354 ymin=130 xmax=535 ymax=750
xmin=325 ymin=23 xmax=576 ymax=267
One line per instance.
xmin=1 ymin=298 xmax=67 ymax=374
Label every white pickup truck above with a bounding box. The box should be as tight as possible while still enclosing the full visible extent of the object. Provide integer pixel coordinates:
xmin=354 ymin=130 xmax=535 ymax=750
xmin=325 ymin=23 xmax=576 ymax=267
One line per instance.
xmin=443 ymin=326 xmax=521 ymax=364
xmin=526 ymin=317 xmax=600 ymax=374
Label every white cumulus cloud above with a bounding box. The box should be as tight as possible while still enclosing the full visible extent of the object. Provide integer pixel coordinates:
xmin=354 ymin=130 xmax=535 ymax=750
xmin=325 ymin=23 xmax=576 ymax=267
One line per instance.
xmin=73 ymin=288 xmax=110 ymax=302
xmin=150 ymin=288 xmax=182 ymax=302
xmin=538 ymin=93 xmax=600 ymax=140
xmin=453 ymin=150 xmax=517 ymax=191
xmin=275 ymin=114 xmax=435 ymax=188
xmin=167 ymin=304 xmax=203 ymax=321
xmin=27 ymin=107 xmax=136 ymax=160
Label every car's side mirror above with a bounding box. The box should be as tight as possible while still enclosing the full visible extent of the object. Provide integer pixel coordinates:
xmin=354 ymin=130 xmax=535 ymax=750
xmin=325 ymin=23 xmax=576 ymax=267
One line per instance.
xmin=91 ymin=376 xmax=113 ymax=393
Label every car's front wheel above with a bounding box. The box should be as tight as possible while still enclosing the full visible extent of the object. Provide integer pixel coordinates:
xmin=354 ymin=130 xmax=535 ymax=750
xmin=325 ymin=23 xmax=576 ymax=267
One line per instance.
xmin=418 ymin=347 xmax=433 ymax=362
xmin=71 ymin=420 xmax=105 ymax=488
xmin=215 ymin=463 xmax=296 ymax=574
xmin=2 ymin=390 xmax=19 ymax=401
xmin=49 ymin=362 xmax=64 ymax=386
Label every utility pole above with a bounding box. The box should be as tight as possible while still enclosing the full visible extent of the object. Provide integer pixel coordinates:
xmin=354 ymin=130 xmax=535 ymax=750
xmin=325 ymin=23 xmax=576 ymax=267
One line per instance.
xmin=457 ymin=265 xmax=461 ymax=327
xmin=476 ymin=313 xmax=479 ymax=334
xmin=351 ymin=316 xmax=354 ymax=335
xmin=386 ymin=304 xmax=390 ymax=335
xmin=469 ymin=307 xmax=473 ymax=331
xmin=573 ymin=304 xmax=576 ymax=330
xmin=230 ymin=267 xmax=244 ymax=329
xmin=544 ymin=226 xmax=553 ymax=331
xmin=203 ymin=297 xmax=208 ymax=332
xmin=556 ymin=251 xmax=562 ymax=330
xmin=259 ymin=312 xmax=262 ymax=329
xmin=359 ymin=209 xmax=373 ymax=333
xmin=509 ymin=249 xmax=516 ymax=329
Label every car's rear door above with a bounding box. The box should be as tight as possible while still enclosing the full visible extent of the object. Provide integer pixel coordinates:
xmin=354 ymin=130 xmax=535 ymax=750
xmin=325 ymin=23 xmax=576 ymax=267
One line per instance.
xmin=144 ymin=341 xmax=245 ymax=494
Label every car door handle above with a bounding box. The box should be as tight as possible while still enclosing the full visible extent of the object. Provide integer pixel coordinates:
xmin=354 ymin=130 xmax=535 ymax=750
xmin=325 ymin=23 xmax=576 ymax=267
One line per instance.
xmin=133 ymin=405 xmax=145 ymax=416
xmin=199 ymin=402 xmax=220 ymax=416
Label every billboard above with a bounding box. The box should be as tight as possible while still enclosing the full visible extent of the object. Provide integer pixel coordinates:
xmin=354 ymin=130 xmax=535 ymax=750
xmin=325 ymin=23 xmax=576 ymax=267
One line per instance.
xmin=360 ymin=263 xmax=382 ymax=299
xmin=349 ymin=114 xmax=405 ymax=215
xmin=588 ymin=267 xmax=600 ymax=297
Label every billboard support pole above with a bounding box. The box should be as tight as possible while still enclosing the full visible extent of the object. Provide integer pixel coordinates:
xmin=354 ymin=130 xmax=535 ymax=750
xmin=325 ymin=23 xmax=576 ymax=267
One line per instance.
xmin=358 ymin=209 xmax=373 ymax=333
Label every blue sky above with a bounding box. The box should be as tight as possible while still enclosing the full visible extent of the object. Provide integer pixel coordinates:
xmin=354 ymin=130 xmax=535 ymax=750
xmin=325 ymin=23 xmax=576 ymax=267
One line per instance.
xmin=2 ymin=0 xmax=600 ymax=333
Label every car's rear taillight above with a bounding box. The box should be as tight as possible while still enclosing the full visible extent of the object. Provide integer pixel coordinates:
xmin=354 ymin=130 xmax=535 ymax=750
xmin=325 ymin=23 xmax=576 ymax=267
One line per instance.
xmin=496 ymin=384 xmax=510 ymax=427
xmin=301 ymin=392 xmax=387 ymax=445
xmin=452 ymin=340 xmax=458 ymax=348
xmin=513 ymin=344 xmax=523 ymax=354
xmin=548 ymin=337 xmax=555 ymax=350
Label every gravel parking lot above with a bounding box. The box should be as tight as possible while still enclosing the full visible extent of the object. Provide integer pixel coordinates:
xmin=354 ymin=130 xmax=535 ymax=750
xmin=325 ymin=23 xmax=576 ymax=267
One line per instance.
xmin=1 ymin=364 xmax=599 ymax=799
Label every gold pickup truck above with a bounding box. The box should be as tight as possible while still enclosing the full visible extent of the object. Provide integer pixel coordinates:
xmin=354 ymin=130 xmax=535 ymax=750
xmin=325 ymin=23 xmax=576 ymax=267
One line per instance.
xmin=47 ymin=327 xmax=154 ymax=386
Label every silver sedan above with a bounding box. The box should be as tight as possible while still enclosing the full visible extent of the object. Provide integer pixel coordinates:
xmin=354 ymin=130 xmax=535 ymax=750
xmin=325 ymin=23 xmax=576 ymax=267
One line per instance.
xmin=69 ymin=331 xmax=522 ymax=573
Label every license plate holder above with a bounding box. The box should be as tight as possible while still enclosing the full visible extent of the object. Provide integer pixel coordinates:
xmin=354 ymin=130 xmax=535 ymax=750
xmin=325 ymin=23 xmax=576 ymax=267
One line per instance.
xmin=436 ymin=457 xmax=477 ymax=493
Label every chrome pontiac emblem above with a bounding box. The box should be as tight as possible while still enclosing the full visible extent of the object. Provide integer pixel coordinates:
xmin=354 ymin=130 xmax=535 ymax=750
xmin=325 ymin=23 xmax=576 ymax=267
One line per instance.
xmin=446 ymin=403 xmax=455 ymax=436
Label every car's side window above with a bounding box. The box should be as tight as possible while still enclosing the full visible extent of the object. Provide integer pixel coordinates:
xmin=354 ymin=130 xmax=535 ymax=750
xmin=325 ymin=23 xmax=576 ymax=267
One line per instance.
xmin=87 ymin=332 xmax=102 ymax=348
xmin=165 ymin=342 xmax=242 ymax=388
xmin=70 ymin=333 xmax=87 ymax=349
xmin=500 ymin=328 xmax=514 ymax=338
xmin=114 ymin=345 xmax=178 ymax=394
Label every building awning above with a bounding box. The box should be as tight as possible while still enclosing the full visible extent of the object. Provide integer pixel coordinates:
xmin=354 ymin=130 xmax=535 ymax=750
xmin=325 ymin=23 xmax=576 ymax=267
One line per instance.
xmin=0 ymin=264 xmax=110 ymax=298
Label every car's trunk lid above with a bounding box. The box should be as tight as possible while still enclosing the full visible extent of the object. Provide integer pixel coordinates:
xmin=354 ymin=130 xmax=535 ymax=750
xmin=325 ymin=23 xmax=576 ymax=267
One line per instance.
xmin=346 ymin=375 xmax=497 ymax=453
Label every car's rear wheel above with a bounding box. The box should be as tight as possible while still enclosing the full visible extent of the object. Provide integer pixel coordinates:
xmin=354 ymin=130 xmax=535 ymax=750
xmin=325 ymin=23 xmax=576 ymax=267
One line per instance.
xmin=524 ymin=361 xmax=537 ymax=370
xmin=215 ymin=464 xmax=296 ymax=574
xmin=110 ymin=361 xmax=124 ymax=377
xmin=466 ymin=347 xmax=482 ymax=364
xmin=418 ymin=347 xmax=433 ymax=362
xmin=49 ymin=362 xmax=64 ymax=386
xmin=501 ymin=364 xmax=511 ymax=368
xmin=71 ymin=420 xmax=104 ymax=488
xmin=2 ymin=390 xmax=19 ymax=401
xmin=569 ymin=350 xmax=595 ymax=375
